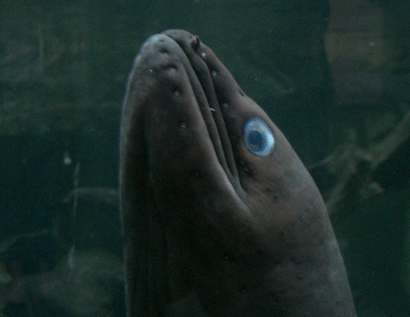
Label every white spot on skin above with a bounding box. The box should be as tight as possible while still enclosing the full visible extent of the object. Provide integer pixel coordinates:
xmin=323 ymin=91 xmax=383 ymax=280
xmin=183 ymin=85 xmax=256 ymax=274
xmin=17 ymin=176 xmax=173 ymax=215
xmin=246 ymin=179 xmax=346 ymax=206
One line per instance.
xmin=200 ymin=52 xmax=206 ymax=58
xmin=174 ymin=90 xmax=180 ymax=96
xmin=181 ymin=122 xmax=187 ymax=128
xmin=211 ymin=70 xmax=217 ymax=76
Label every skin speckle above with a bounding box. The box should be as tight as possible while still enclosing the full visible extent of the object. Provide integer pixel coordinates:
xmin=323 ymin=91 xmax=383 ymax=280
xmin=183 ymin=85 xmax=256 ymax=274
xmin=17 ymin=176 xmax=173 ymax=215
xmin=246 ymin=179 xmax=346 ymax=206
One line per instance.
xmin=244 ymin=167 xmax=253 ymax=176
xmin=238 ymin=160 xmax=253 ymax=177
xmin=211 ymin=70 xmax=217 ymax=76
xmin=173 ymin=90 xmax=180 ymax=96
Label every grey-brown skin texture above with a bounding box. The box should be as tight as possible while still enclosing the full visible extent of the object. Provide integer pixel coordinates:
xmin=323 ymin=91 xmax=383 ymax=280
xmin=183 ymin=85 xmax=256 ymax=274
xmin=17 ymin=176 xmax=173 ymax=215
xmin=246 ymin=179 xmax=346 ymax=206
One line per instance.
xmin=120 ymin=29 xmax=357 ymax=317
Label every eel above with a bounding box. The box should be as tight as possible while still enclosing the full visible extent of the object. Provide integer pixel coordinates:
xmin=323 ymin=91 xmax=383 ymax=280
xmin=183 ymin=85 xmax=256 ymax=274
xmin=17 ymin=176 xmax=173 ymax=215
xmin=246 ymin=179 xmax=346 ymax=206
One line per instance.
xmin=119 ymin=29 xmax=357 ymax=317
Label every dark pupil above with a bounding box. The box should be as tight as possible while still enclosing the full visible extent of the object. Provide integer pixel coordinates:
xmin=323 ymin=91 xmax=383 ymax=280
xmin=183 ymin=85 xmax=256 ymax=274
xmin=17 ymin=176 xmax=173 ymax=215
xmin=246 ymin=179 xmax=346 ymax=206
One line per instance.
xmin=248 ymin=130 xmax=264 ymax=149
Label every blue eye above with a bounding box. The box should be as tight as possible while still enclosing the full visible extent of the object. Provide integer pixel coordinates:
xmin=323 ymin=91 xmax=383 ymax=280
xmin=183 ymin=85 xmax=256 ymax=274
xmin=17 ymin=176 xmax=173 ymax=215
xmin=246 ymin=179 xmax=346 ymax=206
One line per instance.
xmin=244 ymin=118 xmax=275 ymax=157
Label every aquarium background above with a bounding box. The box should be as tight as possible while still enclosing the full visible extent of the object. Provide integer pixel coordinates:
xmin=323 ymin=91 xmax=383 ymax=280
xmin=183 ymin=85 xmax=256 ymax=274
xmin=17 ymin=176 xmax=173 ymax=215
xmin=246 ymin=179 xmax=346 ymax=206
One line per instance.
xmin=1 ymin=0 xmax=409 ymax=316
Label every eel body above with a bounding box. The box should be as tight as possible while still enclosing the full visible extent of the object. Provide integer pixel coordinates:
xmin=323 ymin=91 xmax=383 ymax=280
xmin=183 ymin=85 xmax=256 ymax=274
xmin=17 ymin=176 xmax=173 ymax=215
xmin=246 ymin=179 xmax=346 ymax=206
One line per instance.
xmin=120 ymin=29 xmax=356 ymax=316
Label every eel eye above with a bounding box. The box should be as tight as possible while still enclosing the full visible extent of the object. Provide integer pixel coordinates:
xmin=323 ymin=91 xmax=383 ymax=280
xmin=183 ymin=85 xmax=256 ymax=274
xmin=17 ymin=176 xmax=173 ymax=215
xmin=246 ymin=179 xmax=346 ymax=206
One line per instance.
xmin=244 ymin=118 xmax=275 ymax=157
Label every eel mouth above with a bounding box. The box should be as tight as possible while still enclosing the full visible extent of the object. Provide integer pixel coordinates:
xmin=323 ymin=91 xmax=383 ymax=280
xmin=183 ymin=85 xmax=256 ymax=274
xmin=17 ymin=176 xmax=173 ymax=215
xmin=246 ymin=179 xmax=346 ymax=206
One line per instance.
xmin=160 ymin=30 xmax=241 ymax=189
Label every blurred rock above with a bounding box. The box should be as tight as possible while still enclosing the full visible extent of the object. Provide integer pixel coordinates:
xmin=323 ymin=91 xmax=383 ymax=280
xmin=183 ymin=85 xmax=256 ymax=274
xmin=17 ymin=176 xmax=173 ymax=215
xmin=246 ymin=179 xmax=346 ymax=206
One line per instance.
xmin=1 ymin=249 xmax=125 ymax=317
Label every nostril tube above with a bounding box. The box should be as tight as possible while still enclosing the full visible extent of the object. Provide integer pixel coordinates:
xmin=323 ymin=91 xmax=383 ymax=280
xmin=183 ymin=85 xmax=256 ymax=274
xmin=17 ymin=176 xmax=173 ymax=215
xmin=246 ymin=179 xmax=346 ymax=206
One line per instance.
xmin=191 ymin=36 xmax=200 ymax=50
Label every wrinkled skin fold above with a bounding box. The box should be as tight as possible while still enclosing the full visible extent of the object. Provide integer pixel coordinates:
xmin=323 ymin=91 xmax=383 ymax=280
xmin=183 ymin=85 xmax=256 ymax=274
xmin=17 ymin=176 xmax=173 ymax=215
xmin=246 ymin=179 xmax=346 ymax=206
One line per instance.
xmin=120 ymin=29 xmax=357 ymax=317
